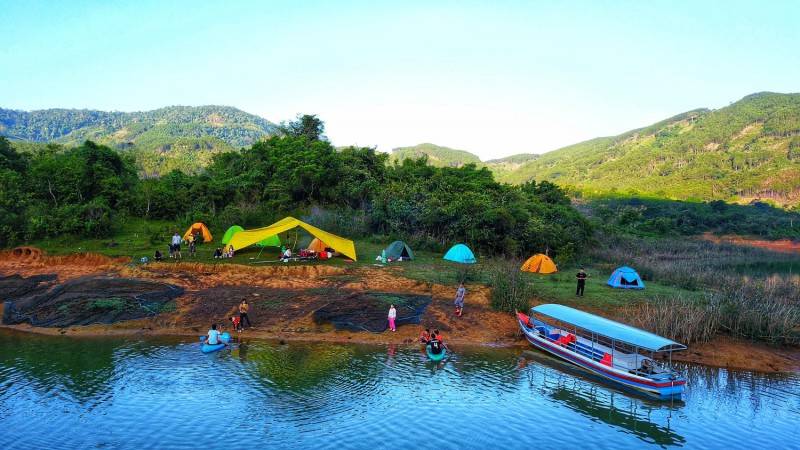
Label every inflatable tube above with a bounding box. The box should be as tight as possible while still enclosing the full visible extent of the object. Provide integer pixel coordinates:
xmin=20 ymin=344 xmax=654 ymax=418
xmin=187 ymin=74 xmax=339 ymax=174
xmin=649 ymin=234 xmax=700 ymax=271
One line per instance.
xmin=200 ymin=332 xmax=231 ymax=353
xmin=426 ymin=345 xmax=446 ymax=361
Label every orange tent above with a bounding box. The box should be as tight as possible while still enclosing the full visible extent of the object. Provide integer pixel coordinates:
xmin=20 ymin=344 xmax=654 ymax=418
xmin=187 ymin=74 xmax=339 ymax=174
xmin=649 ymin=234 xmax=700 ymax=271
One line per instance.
xmin=521 ymin=254 xmax=557 ymax=274
xmin=183 ymin=222 xmax=213 ymax=242
xmin=308 ymin=238 xmax=328 ymax=253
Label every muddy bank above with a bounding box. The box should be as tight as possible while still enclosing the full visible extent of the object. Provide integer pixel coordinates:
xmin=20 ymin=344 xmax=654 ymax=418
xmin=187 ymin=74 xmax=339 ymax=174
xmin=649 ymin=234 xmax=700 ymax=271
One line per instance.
xmin=0 ymin=250 xmax=797 ymax=373
xmin=700 ymin=233 xmax=800 ymax=254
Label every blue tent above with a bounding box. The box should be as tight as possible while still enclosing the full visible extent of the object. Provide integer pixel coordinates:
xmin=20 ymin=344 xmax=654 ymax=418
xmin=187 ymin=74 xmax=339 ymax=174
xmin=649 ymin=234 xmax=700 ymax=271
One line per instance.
xmin=607 ymin=266 xmax=645 ymax=289
xmin=443 ymin=244 xmax=477 ymax=264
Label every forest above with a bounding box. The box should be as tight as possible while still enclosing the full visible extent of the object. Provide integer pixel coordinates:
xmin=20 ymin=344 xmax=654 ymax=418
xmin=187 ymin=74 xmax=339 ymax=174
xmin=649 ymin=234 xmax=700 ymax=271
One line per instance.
xmin=0 ymin=116 xmax=592 ymax=259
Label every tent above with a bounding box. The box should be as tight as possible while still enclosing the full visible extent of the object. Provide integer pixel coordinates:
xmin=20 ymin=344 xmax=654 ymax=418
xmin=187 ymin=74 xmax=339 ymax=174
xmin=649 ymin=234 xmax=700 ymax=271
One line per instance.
xmin=221 ymin=225 xmax=244 ymax=245
xmin=256 ymin=234 xmax=282 ymax=248
xmin=225 ymin=216 xmax=357 ymax=260
xmin=183 ymin=222 xmax=212 ymax=242
xmin=443 ymin=244 xmax=476 ymax=264
xmin=383 ymin=240 xmax=414 ymax=260
xmin=607 ymin=266 xmax=645 ymax=289
xmin=307 ymin=238 xmax=329 ymax=253
xmin=521 ymin=254 xmax=557 ymax=274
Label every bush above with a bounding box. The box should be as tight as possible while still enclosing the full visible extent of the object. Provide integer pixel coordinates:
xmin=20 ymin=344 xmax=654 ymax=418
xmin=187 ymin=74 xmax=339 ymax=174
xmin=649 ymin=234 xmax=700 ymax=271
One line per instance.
xmin=487 ymin=260 xmax=534 ymax=313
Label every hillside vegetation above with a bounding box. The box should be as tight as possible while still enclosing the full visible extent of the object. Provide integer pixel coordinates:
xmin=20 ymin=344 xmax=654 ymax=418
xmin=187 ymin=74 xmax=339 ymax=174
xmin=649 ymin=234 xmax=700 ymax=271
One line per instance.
xmin=390 ymin=143 xmax=481 ymax=167
xmin=0 ymin=106 xmax=277 ymax=176
xmin=495 ymin=93 xmax=800 ymax=208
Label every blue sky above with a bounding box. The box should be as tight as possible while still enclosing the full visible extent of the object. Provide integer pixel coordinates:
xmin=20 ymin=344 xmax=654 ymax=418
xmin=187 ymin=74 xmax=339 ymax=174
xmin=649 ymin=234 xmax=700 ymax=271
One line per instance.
xmin=1 ymin=0 xmax=799 ymax=159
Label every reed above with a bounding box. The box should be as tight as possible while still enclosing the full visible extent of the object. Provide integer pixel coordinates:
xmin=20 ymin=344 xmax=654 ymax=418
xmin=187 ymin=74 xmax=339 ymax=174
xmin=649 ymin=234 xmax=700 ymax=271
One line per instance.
xmin=487 ymin=259 xmax=534 ymax=313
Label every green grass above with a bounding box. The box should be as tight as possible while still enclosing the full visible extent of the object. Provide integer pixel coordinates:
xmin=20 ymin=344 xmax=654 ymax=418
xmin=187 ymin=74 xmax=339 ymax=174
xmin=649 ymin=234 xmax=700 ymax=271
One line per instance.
xmin=88 ymin=298 xmax=127 ymax=311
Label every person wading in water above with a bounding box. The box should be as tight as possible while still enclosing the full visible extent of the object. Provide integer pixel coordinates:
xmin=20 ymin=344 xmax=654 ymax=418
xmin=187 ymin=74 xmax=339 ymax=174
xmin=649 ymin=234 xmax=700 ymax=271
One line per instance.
xmin=576 ymin=267 xmax=588 ymax=297
xmin=239 ymin=299 xmax=252 ymax=330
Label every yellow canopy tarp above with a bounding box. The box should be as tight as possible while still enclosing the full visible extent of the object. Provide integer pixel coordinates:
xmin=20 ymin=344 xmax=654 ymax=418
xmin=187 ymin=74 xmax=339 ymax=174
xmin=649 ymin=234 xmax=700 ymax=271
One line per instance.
xmin=184 ymin=222 xmax=213 ymax=242
xmin=521 ymin=254 xmax=557 ymax=274
xmin=225 ymin=217 xmax=357 ymax=260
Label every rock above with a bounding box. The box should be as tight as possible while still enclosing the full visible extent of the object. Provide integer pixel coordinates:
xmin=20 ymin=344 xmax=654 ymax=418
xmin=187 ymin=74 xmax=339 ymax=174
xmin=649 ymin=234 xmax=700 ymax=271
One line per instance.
xmin=1 ymin=274 xmax=184 ymax=327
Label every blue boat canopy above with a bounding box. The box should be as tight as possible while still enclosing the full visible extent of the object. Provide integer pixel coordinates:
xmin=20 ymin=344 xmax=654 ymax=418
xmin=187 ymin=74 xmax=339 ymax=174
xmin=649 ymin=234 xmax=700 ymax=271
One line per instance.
xmin=531 ymin=304 xmax=686 ymax=352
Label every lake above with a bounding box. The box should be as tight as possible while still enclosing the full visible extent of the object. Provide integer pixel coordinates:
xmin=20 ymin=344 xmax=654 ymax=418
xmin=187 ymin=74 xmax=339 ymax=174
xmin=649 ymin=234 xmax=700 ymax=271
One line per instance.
xmin=1 ymin=330 xmax=798 ymax=449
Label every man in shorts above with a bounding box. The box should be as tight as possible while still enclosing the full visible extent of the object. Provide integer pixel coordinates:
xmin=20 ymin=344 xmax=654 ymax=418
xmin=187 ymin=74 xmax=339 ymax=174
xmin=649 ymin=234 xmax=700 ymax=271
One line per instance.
xmin=171 ymin=232 xmax=182 ymax=259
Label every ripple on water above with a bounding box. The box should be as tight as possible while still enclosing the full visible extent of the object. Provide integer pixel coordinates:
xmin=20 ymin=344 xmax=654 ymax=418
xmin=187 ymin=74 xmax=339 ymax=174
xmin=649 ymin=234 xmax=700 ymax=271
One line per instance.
xmin=0 ymin=332 xmax=798 ymax=449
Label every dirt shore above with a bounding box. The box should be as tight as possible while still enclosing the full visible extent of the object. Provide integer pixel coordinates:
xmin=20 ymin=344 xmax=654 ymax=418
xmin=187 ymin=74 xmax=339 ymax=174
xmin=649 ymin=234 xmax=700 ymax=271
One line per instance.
xmin=1 ymin=250 xmax=798 ymax=373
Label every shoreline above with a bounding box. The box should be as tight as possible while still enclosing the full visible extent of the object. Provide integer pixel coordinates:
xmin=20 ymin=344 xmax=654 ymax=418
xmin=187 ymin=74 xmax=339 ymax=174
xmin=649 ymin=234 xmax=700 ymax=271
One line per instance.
xmin=2 ymin=320 xmax=798 ymax=374
xmin=1 ymin=250 xmax=798 ymax=374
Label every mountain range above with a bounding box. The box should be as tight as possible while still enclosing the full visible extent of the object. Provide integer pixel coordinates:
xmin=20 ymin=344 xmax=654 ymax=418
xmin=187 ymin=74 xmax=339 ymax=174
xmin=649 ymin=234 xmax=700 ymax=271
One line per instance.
xmin=3 ymin=92 xmax=799 ymax=207
xmin=0 ymin=105 xmax=277 ymax=175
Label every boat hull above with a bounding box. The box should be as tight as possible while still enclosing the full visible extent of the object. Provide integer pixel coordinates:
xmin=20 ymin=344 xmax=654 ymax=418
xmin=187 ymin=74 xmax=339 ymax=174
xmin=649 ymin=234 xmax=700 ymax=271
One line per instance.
xmin=519 ymin=319 xmax=685 ymax=398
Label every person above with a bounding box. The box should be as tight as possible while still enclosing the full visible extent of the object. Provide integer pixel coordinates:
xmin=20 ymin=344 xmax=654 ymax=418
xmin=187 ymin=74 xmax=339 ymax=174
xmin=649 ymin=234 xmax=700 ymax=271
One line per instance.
xmin=188 ymin=235 xmax=196 ymax=257
xmin=387 ymin=304 xmax=397 ymax=332
xmin=230 ymin=315 xmax=241 ymax=333
xmin=239 ymin=299 xmax=252 ymax=330
xmin=213 ymin=247 xmax=223 ymax=259
xmin=226 ymin=245 xmax=235 ymax=258
xmin=576 ymin=267 xmax=588 ymax=297
xmin=454 ymin=283 xmax=466 ymax=317
xmin=171 ymin=232 xmax=182 ymax=259
xmin=419 ymin=328 xmax=431 ymax=344
xmin=154 ymin=250 xmax=163 ymax=261
xmin=427 ymin=331 xmax=443 ymax=355
xmin=282 ymin=247 xmax=292 ymax=261
xmin=204 ymin=323 xmax=224 ymax=346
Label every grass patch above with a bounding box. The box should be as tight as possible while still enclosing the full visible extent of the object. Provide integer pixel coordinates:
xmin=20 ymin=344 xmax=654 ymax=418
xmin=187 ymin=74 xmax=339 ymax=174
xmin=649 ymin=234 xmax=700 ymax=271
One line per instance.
xmin=158 ymin=300 xmax=177 ymax=314
xmin=88 ymin=298 xmax=128 ymax=311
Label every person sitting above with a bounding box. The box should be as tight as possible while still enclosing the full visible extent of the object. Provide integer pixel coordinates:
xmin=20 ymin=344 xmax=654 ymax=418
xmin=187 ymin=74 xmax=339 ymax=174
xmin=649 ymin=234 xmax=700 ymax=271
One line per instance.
xmin=419 ymin=328 xmax=431 ymax=344
xmin=154 ymin=250 xmax=163 ymax=261
xmin=226 ymin=246 xmax=235 ymax=258
xmin=282 ymin=248 xmax=292 ymax=261
xmin=213 ymin=247 xmax=223 ymax=259
xmin=640 ymin=358 xmax=655 ymax=374
xmin=427 ymin=333 xmax=443 ymax=355
xmin=204 ymin=323 xmax=224 ymax=346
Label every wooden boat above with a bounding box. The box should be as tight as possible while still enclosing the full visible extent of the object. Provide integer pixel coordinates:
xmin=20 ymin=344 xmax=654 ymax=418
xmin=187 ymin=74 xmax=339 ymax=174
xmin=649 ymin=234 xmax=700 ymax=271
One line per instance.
xmin=517 ymin=304 xmax=686 ymax=398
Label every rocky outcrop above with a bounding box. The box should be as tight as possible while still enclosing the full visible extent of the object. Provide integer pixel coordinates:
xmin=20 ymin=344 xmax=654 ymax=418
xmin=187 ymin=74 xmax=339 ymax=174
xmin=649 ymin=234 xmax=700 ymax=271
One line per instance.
xmin=2 ymin=274 xmax=183 ymax=327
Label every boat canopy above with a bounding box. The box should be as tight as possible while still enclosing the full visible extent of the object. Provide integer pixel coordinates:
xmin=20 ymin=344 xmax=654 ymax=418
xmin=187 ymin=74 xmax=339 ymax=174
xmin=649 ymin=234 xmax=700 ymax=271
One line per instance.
xmin=531 ymin=304 xmax=686 ymax=352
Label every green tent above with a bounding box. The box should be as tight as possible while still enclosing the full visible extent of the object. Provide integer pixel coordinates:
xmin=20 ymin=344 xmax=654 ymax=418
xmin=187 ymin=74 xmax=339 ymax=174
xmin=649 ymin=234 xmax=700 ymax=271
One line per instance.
xmin=383 ymin=240 xmax=414 ymax=260
xmin=222 ymin=225 xmax=244 ymax=245
xmin=256 ymin=234 xmax=281 ymax=248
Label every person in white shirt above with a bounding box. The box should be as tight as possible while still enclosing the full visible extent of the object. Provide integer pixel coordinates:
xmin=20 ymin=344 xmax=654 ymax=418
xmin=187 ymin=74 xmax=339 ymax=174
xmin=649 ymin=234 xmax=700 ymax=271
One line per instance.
xmin=170 ymin=232 xmax=182 ymax=259
xmin=387 ymin=304 xmax=397 ymax=332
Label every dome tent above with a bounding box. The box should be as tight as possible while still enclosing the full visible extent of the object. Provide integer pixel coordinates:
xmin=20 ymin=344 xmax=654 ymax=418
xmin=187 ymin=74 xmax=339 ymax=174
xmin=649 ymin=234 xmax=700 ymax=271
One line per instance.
xmin=607 ymin=266 xmax=645 ymax=289
xmin=307 ymin=238 xmax=329 ymax=253
xmin=383 ymin=241 xmax=414 ymax=260
xmin=221 ymin=225 xmax=244 ymax=245
xmin=256 ymin=234 xmax=281 ymax=248
xmin=443 ymin=244 xmax=476 ymax=264
xmin=183 ymin=222 xmax=212 ymax=242
xmin=521 ymin=254 xmax=557 ymax=274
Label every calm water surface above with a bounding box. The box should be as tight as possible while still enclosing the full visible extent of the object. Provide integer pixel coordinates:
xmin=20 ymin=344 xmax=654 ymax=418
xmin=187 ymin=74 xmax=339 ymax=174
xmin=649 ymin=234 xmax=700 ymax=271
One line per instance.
xmin=0 ymin=330 xmax=798 ymax=449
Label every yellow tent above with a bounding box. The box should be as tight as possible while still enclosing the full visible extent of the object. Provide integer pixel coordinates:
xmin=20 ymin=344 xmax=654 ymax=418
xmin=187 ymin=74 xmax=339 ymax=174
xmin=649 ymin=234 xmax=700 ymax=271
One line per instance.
xmin=307 ymin=238 xmax=328 ymax=253
xmin=183 ymin=222 xmax=213 ymax=242
xmin=225 ymin=217 xmax=357 ymax=260
xmin=521 ymin=254 xmax=557 ymax=274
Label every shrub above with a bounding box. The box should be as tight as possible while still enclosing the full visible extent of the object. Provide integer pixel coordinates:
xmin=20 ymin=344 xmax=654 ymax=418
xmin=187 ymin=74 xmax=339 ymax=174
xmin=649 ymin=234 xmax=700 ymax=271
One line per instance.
xmin=487 ymin=260 xmax=534 ymax=313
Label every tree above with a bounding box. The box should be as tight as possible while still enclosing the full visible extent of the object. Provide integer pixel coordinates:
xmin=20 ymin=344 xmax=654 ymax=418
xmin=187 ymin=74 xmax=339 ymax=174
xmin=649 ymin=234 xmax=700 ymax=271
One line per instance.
xmin=278 ymin=114 xmax=326 ymax=141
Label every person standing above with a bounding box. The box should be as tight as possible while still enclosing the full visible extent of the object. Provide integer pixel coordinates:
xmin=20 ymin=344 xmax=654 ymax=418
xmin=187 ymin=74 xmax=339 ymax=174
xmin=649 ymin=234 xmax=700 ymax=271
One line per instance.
xmin=239 ymin=299 xmax=252 ymax=330
xmin=576 ymin=267 xmax=588 ymax=297
xmin=387 ymin=304 xmax=397 ymax=332
xmin=171 ymin=232 xmax=182 ymax=259
xmin=454 ymin=283 xmax=466 ymax=317
xmin=188 ymin=235 xmax=196 ymax=257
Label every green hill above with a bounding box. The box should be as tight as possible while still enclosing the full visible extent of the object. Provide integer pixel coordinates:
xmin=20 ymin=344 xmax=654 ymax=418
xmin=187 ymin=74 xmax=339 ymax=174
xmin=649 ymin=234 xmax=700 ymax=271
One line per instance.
xmin=0 ymin=106 xmax=277 ymax=175
xmin=496 ymin=92 xmax=800 ymax=208
xmin=390 ymin=143 xmax=481 ymax=167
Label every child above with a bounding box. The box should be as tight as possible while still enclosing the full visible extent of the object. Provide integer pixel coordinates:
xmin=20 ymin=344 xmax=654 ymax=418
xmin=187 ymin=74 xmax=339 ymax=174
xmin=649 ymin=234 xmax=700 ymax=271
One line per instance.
xmin=230 ymin=315 xmax=241 ymax=333
xmin=213 ymin=247 xmax=222 ymax=259
xmin=419 ymin=328 xmax=431 ymax=344
xmin=454 ymin=283 xmax=466 ymax=317
xmin=154 ymin=250 xmax=163 ymax=261
xmin=387 ymin=304 xmax=397 ymax=332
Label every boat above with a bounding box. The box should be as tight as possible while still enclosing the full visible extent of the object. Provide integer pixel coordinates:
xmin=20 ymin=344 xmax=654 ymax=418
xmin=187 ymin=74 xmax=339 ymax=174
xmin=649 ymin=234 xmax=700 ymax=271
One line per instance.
xmin=517 ymin=304 xmax=686 ymax=398
xmin=200 ymin=332 xmax=231 ymax=353
xmin=425 ymin=343 xmax=447 ymax=361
